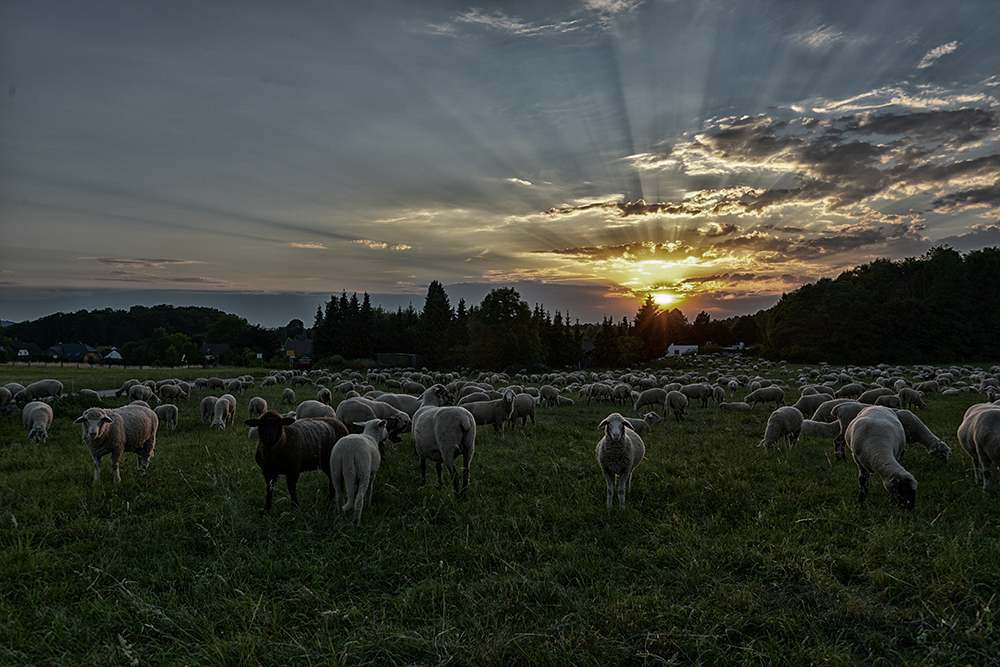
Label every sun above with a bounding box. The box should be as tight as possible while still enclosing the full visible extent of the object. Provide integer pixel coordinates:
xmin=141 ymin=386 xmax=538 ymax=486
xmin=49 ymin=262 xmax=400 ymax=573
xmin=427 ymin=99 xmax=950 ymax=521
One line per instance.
xmin=652 ymin=291 xmax=675 ymax=306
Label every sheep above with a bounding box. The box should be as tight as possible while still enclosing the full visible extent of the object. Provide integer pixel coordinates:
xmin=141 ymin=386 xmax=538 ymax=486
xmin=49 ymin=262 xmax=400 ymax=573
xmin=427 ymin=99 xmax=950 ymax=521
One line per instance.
xmin=200 ymin=396 xmax=219 ymax=424
xmin=74 ymin=405 xmax=158 ymax=483
xmin=892 ymin=409 xmax=951 ymax=462
xmin=680 ymin=383 xmax=714 ymax=408
xmin=507 ymin=392 xmax=537 ymax=428
xmin=14 ymin=379 xmax=64 ymax=402
xmin=811 ymin=398 xmax=860 ymax=423
xmin=248 ymin=396 xmax=268 ymax=419
xmin=78 ymin=388 xmax=102 ymax=404
xmin=719 ymin=401 xmax=752 ymax=412
xmin=157 ymin=384 xmax=188 ymax=403
xmin=757 ymin=407 xmax=804 ymax=451
xmin=858 ymin=388 xmax=893 ymax=404
xmin=281 ymin=387 xmax=296 ymax=406
xmin=296 ymin=400 xmax=337 ymax=420
xmin=245 ymin=410 xmax=349 ymax=510
xmin=633 ymin=388 xmax=667 ymax=415
xmin=555 ymin=395 xmax=575 ymax=407
xmin=153 ymin=404 xmax=179 ymax=432
xmin=897 ymin=387 xmax=925 ymax=410
xmin=595 ymin=413 xmax=645 ymax=509
xmin=539 ymin=384 xmax=560 ymax=407
xmin=210 ymin=394 xmax=237 ymax=430
xmin=411 ymin=384 xmax=476 ymax=498
xmin=317 ymin=387 xmax=333 ymax=405
xmin=834 ymin=383 xmax=864 ymax=398
xmin=129 ymin=384 xmax=158 ymax=404
xmin=845 ymin=406 xmax=915 ymax=510
xmin=0 ymin=386 xmax=11 ymax=406
xmin=831 ymin=401 xmax=870 ymax=460
xmin=799 ymin=419 xmax=842 ymax=440
xmin=914 ymin=380 xmax=940 ymax=395
xmin=206 ymin=377 xmax=226 ymax=390
xmin=463 ymin=389 xmax=515 ymax=439
xmin=665 ymin=390 xmax=689 ymax=421
xmin=22 ymin=401 xmax=54 ymax=443
xmin=115 ymin=379 xmax=140 ymax=398
xmin=957 ymin=403 xmax=1000 ymax=492
xmin=289 ymin=375 xmax=314 ymax=388
xmin=328 ymin=418 xmax=388 ymax=523
xmin=744 ymin=386 xmax=785 ymax=410
xmin=624 ymin=412 xmax=662 ymax=436
xmin=790 ymin=393 xmax=832 ymax=419
xmin=874 ymin=395 xmax=903 ymax=409
xmin=334 ymin=397 xmax=411 ymax=450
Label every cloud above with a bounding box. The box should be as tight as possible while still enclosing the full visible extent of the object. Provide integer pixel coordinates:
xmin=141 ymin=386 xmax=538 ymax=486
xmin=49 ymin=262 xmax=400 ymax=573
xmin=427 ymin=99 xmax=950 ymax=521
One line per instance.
xmin=287 ymin=242 xmax=326 ymax=249
xmin=352 ymin=239 xmax=412 ymax=251
xmin=792 ymin=25 xmax=847 ymax=50
xmin=85 ymin=257 xmax=202 ymax=269
xmin=917 ymin=41 xmax=960 ymax=69
xmin=101 ymin=271 xmax=232 ymax=286
xmin=429 ymin=8 xmax=582 ymax=38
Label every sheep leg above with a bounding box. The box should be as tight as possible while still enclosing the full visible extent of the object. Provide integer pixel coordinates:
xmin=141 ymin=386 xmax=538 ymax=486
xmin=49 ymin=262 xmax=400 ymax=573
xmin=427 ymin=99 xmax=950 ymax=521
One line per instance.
xmin=603 ymin=471 xmax=616 ymax=509
xmin=834 ymin=436 xmax=846 ymax=460
xmin=619 ymin=470 xmax=632 ymax=506
xmin=286 ymin=472 xmax=300 ymax=508
xmin=264 ymin=477 xmax=276 ymax=511
xmin=92 ymin=456 xmax=102 ymax=484
xmin=419 ymin=457 xmax=428 ymax=487
xmin=110 ymin=452 xmax=122 ymax=484
xmin=857 ymin=468 xmax=870 ymax=504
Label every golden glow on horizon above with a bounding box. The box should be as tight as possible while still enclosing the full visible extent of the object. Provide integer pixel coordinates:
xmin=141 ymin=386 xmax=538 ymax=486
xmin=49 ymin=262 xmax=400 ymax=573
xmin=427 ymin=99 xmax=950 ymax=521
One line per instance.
xmin=652 ymin=291 xmax=675 ymax=306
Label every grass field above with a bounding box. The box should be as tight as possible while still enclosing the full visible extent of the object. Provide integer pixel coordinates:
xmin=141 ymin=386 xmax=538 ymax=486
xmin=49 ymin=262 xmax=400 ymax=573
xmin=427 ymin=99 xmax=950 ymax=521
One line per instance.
xmin=1 ymin=363 xmax=998 ymax=666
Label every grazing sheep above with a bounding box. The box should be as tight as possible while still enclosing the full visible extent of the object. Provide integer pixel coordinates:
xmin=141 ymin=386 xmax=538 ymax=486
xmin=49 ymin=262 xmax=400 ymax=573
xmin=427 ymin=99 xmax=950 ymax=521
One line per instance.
xmin=555 ymin=395 xmax=575 ymax=407
xmin=719 ymin=401 xmax=752 ymax=412
xmin=78 ymin=388 xmax=102 ymax=404
xmin=507 ymin=392 xmax=537 ymax=428
xmin=245 ymin=410 xmax=349 ymax=510
xmin=200 ymin=396 xmax=219 ymax=424
xmin=859 ymin=388 xmax=894 ymax=404
xmin=539 ymin=385 xmax=561 ymax=407
xmin=281 ymin=387 xmax=296 ymax=406
xmin=845 ymin=406 xmax=915 ymax=510
xmin=296 ymin=400 xmax=337 ymax=420
xmin=210 ymin=394 xmax=237 ymax=430
xmin=633 ymin=388 xmax=667 ymax=415
xmin=914 ymin=380 xmax=940 ymax=395
xmin=892 ymin=409 xmax=951 ymax=462
xmin=757 ymin=407 xmax=804 ymax=451
xmin=411 ymin=384 xmax=476 ymax=498
xmin=831 ymin=401 xmax=871 ymax=460
xmin=791 ymin=393 xmax=833 ymax=419
xmin=799 ymin=419 xmax=842 ymax=440
xmin=595 ymin=413 xmax=645 ymax=509
xmin=0 ymin=386 xmax=12 ymax=406
xmin=248 ymin=396 xmax=268 ymax=419
xmin=317 ymin=387 xmax=333 ymax=405
xmin=14 ymin=379 xmax=64 ymax=402
xmin=834 ymin=383 xmax=864 ymax=399
xmin=206 ymin=377 xmax=226 ymax=390
xmin=811 ymin=398 xmax=860 ymax=423
xmin=463 ymin=389 xmax=515 ymax=439
xmin=115 ymin=379 xmax=140 ymax=398
xmin=680 ymin=383 xmax=714 ymax=408
xmin=153 ymin=404 xmax=179 ymax=432
xmin=22 ymin=401 xmax=54 ymax=443
xmin=874 ymin=395 xmax=903 ymax=409
xmin=157 ymin=384 xmax=188 ymax=403
xmin=129 ymin=384 xmax=158 ymax=404
xmin=897 ymin=387 xmax=925 ymax=410
xmin=329 ymin=418 xmax=388 ymax=523
xmin=957 ymin=403 xmax=1000 ymax=492
xmin=745 ymin=386 xmax=785 ymax=410
xmin=624 ymin=412 xmax=662 ymax=436
xmin=74 ymin=405 xmax=158 ymax=484
xmin=334 ymin=397 xmax=411 ymax=450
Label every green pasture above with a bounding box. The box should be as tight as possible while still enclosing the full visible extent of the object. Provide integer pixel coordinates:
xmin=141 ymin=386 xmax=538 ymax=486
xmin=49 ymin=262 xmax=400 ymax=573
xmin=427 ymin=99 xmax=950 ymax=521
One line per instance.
xmin=0 ymin=364 xmax=997 ymax=665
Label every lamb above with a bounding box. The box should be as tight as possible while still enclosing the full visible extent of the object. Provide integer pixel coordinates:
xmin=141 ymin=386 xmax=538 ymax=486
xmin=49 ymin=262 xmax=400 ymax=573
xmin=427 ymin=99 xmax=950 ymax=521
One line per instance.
xmin=595 ymin=412 xmax=645 ymax=508
xmin=462 ymin=389 xmax=515 ymax=439
xmin=892 ymin=409 xmax=951 ymax=462
xmin=200 ymin=396 xmax=219 ymax=424
xmin=757 ymin=406 xmax=804 ymax=451
xmin=411 ymin=384 xmax=476 ymax=498
xmin=745 ymin=386 xmax=785 ymax=410
xmin=22 ymin=401 xmax=54 ymax=443
xmin=14 ymin=379 xmax=64 ymax=402
xmin=624 ymin=412 xmax=662 ymax=436
xmin=245 ymin=410 xmax=349 ymax=510
xmin=956 ymin=403 xmax=1000 ymax=491
xmin=897 ymin=387 xmax=925 ymax=410
xmin=248 ymin=396 xmax=268 ymax=419
xmin=74 ymin=405 xmax=159 ymax=483
xmin=296 ymin=400 xmax=337 ymax=420
xmin=281 ymin=387 xmax=296 ymax=406
xmin=153 ymin=404 xmax=179 ymax=432
xmin=845 ymin=406 xmax=915 ymax=510
xmin=334 ymin=397 xmax=411 ymax=450
xmin=328 ymin=418 xmax=389 ymax=523
xmin=633 ymin=388 xmax=667 ymax=415
xmin=507 ymin=392 xmax=537 ymax=427
xmin=210 ymin=394 xmax=237 ymax=430
xmin=666 ymin=390 xmax=689 ymax=421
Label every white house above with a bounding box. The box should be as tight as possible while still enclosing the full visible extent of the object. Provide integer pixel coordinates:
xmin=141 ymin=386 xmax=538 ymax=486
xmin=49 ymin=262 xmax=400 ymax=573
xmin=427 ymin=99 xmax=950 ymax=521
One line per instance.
xmin=666 ymin=343 xmax=699 ymax=356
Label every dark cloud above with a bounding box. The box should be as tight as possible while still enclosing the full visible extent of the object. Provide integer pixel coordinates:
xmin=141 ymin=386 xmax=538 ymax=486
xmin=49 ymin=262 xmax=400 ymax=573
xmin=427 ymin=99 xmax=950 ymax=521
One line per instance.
xmin=931 ymin=180 xmax=1000 ymax=212
xmin=93 ymin=258 xmax=196 ymax=268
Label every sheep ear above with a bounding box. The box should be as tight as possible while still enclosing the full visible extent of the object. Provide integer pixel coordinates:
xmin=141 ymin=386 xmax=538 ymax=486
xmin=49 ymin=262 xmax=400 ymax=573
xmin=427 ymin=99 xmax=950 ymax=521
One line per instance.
xmin=598 ymin=419 xmax=610 ymax=430
xmin=245 ymin=419 xmax=259 ymax=427
xmin=377 ymin=419 xmax=387 ymax=429
xmin=280 ymin=417 xmax=296 ymax=425
xmin=74 ymin=415 xmax=87 ymax=424
xmin=101 ymin=415 xmax=114 ymax=424
xmin=353 ymin=421 xmax=368 ymax=428
xmin=623 ymin=420 xmax=635 ymax=431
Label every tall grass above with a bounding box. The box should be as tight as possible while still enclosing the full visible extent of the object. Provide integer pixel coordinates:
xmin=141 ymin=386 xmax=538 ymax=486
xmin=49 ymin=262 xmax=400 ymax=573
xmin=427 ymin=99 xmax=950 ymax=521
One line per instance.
xmin=1 ymin=365 xmax=998 ymax=665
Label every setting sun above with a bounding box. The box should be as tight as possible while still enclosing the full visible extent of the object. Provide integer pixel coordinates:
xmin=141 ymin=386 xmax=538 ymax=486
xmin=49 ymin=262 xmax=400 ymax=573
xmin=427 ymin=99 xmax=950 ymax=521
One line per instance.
xmin=652 ymin=291 xmax=675 ymax=307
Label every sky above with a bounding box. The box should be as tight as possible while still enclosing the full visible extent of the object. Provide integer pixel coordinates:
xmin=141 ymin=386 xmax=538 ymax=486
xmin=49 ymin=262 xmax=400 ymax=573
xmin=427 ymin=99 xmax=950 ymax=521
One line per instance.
xmin=2 ymin=0 xmax=999 ymax=329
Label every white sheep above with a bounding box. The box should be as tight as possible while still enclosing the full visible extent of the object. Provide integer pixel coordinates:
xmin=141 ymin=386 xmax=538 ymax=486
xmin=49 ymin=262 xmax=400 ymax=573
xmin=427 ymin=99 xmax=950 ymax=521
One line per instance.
xmin=14 ymin=379 xmax=63 ymax=402
xmin=757 ymin=406 xmax=804 ymax=451
xmin=129 ymin=384 xmax=158 ymax=404
xmin=210 ymin=394 xmax=237 ymax=430
xmin=157 ymin=384 xmax=188 ymax=403
xmin=22 ymin=401 xmax=54 ymax=443
xmin=596 ymin=412 xmax=645 ymax=509
xmin=115 ymin=379 xmax=140 ymax=398
xmin=507 ymin=393 xmax=537 ymax=428
xmin=411 ymin=384 xmax=476 ymax=498
xmin=666 ymin=390 xmax=689 ymax=421
xmin=153 ymin=404 xmax=179 ymax=432
xmin=624 ymin=412 xmax=662 ymax=436
xmin=719 ymin=401 xmax=752 ymax=412
xmin=957 ymin=403 xmax=1000 ymax=492
xmin=329 ymin=418 xmax=388 ymax=523
xmin=0 ymin=386 xmax=12 ymax=406
xmin=317 ymin=387 xmax=333 ymax=405
xmin=680 ymin=383 xmax=714 ymax=408
xmin=245 ymin=410 xmax=349 ymax=510
xmin=334 ymin=397 xmax=411 ymax=450
xmin=248 ymin=396 xmax=268 ymax=419
xmin=200 ymin=396 xmax=219 ymax=424
xmin=539 ymin=384 xmax=560 ymax=407
xmin=845 ymin=406 xmax=915 ymax=509
xmin=74 ymin=405 xmax=158 ymax=483
xmin=281 ymin=387 xmax=296 ymax=406
xmin=745 ymin=386 xmax=785 ymax=410
xmin=296 ymin=399 xmax=337 ymax=420
xmin=790 ymin=393 xmax=832 ymax=419
xmin=897 ymin=387 xmax=925 ymax=410
xmin=799 ymin=419 xmax=842 ymax=440
xmin=893 ymin=409 xmax=951 ymax=462
xmin=633 ymin=388 xmax=667 ymax=415
xmin=463 ymin=389 xmax=515 ymax=439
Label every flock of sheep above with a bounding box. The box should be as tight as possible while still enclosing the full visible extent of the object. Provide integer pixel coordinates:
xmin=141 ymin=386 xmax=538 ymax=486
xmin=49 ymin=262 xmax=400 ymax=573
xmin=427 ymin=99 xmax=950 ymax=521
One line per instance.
xmin=4 ymin=358 xmax=1000 ymax=519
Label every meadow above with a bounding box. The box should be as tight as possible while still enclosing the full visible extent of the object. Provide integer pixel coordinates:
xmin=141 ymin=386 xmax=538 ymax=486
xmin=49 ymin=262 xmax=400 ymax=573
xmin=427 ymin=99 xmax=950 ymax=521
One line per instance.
xmin=0 ymin=363 xmax=997 ymax=666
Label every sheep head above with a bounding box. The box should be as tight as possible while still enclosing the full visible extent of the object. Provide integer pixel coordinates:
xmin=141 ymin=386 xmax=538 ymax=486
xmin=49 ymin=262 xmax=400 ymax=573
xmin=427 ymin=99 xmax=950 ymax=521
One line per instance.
xmin=74 ymin=408 xmax=114 ymax=440
xmin=245 ymin=410 xmax=296 ymax=447
xmin=885 ymin=473 xmax=917 ymax=511
xmin=598 ymin=413 xmax=634 ymax=443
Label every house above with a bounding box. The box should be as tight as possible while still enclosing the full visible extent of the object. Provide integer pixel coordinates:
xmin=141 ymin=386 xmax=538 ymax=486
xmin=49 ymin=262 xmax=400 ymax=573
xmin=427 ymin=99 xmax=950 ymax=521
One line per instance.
xmin=284 ymin=340 xmax=312 ymax=358
xmin=9 ymin=340 xmax=43 ymax=360
xmin=666 ymin=343 xmax=699 ymax=357
xmin=200 ymin=343 xmax=230 ymax=361
xmin=102 ymin=347 xmax=124 ymax=363
xmin=47 ymin=343 xmax=102 ymax=362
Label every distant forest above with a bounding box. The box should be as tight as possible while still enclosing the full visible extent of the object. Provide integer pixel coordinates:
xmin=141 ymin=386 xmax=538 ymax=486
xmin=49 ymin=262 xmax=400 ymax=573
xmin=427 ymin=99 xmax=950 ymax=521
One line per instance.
xmin=2 ymin=246 xmax=996 ymax=368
